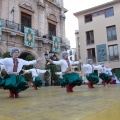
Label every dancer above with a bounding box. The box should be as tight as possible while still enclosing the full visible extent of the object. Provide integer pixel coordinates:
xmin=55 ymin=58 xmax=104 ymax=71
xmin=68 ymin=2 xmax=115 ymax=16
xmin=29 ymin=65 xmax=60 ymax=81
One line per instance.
xmin=23 ymin=64 xmax=46 ymax=90
xmin=81 ymin=60 xmax=100 ymax=88
xmin=98 ymin=64 xmax=111 ymax=86
xmin=47 ymin=51 xmax=82 ymax=92
xmin=0 ymin=47 xmax=41 ymax=98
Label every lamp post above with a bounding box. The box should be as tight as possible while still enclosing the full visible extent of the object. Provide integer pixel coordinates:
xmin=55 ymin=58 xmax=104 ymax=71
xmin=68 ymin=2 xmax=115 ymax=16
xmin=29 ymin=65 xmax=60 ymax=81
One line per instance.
xmin=44 ymin=50 xmax=57 ymax=86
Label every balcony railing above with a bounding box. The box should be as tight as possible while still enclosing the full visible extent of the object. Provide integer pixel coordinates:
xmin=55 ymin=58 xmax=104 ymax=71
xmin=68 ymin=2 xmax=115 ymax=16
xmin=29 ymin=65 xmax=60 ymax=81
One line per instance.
xmin=42 ymin=34 xmax=62 ymax=43
xmin=87 ymin=57 xmax=96 ymax=63
xmin=108 ymin=55 xmax=119 ymax=61
xmin=86 ymin=39 xmax=94 ymax=45
xmin=1 ymin=18 xmax=39 ymax=36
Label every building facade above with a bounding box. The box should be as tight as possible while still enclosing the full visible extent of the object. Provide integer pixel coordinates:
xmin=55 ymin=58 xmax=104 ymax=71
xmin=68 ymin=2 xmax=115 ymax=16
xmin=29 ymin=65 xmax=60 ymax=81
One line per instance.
xmin=67 ymin=48 xmax=76 ymax=61
xmin=74 ymin=0 xmax=120 ymax=78
xmin=0 ymin=0 xmax=69 ymax=69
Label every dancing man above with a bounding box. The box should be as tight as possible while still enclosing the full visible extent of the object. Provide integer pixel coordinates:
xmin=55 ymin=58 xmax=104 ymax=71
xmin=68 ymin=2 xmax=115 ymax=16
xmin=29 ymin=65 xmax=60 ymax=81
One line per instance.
xmin=47 ymin=51 xmax=82 ymax=92
xmin=81 ymin=59 xmax=100 ymax=88
xmin=23 ymin=64 xmax=46 ymax=90
xmin=0 ymin=47 xmax=41 ymax=98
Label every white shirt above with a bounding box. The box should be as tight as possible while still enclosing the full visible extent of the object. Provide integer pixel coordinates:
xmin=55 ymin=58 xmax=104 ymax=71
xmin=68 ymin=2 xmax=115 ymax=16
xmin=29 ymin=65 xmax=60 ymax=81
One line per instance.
xmin=53 ymin=59 xmax=79 ymax=73
xmin=0 ymin=58 xmax=37 ymax=73
xmin=24 ymin=68 xmax=46 ymax=77
xmin=98 ymin=66 xmax=108 ymax=74
xmin=81 ymin=64 xmax=100 ymax=74
xmin=107 ymin=68 xmax=112 ymax=76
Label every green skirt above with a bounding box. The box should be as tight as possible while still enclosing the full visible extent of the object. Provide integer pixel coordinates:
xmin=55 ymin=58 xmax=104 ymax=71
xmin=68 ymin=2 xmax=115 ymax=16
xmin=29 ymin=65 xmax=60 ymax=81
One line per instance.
xmin=59 ymin=72 xmax=82 ymax=86
xmin=1 ymin=74 xmax=29 ymax=93
xmin=33 ymin=77 xmax=42 ymax=87
xmin=86 ymin=73 xmax=99 ymax=84
xmin=99 ymin=73 xmax=111 ymax=83
xmin=0 ymin=77 xmax=5 ymax=87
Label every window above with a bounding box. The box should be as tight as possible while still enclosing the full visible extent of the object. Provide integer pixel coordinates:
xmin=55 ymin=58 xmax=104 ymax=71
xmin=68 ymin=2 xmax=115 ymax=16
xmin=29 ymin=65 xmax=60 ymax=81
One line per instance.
xmin=108 ymin=45 xmax=119 ymax=61
xmin=85 ymin=14 xmax=92 ymax=23
xmin=77 ymin=37 xmax=80 ymax=48
xmin=86 ymin=30 xmax=94 ymax=45
xmin=69 ymin=51 xmax=72 ymax=56
xmin=107 ymin=25 xmax=117 ymax=41
xmin=87 ymin=48 xmax=96 ymax=62
xmin=70 ymin=57 xmax=72 ymax=61
xmin=21 ymin=12 xmax=32 ymax=28
xmin=48 ymin=23 xmax=56 ymax=40
xmin=105 ymin=7 xmax=114 ymax=17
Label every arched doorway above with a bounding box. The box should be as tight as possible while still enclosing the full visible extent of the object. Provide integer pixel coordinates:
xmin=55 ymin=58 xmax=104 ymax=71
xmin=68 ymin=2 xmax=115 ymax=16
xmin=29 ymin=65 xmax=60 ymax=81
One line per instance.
xmin=19 ymin=52 xmax=35 ymax=60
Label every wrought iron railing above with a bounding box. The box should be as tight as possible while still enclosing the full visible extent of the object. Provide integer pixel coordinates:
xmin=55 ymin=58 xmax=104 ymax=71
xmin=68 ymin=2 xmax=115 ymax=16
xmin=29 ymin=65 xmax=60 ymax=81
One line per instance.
xmin=1 ymin=18 xmax=39 ymax=36
xmin=108 ymin=55 xmax=119 ymax=61
xmin=42 ymin=34 xmax=62 ymax=43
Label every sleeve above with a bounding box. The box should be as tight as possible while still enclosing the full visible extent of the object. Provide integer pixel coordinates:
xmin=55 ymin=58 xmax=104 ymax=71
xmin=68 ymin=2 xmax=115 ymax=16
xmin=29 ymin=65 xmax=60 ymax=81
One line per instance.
xmin=94 ymin=65 xmax=102 ymax=70
xmin=53 ymin=60 xmax=62 ymax=65
xmin=0 ymin=58 xmax=7 ymax=65
xmin=22 ymin=59 xmax=37 ymax=66
xmin=81 ymin=64 xmax=89 ymax=68
xmin=38 ymin=69 xmax=46 ymax=74
xmin=24 ymin=69 xmax=32 ymax=73
xmin=71 ymin=61 xmax=79 ymax=65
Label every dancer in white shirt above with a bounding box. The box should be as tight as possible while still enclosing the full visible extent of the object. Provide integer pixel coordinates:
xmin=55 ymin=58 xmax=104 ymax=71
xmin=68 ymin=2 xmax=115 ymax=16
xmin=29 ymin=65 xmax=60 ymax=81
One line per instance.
xmin=81 ymin=60 xmax=100 ymax=88
xmin=47 ymin=51 xmax=82 ymax=92
xmin=23 ymin=65 xmax=46 ymax=90
xmin=0 ymin=47 xmax=41 ymax=98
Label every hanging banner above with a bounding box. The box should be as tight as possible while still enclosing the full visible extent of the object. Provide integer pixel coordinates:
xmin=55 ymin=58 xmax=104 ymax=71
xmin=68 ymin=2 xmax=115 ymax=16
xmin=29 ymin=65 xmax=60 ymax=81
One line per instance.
xmin=52 ymin=36 xmax=60 ymax=52
xmin=0 ymin=19 xmax=2 ymax=43
xmin=24 ymin=27 xmax=35 ymax=48
xmin=96 ymin=44 xmax=107 ymax=62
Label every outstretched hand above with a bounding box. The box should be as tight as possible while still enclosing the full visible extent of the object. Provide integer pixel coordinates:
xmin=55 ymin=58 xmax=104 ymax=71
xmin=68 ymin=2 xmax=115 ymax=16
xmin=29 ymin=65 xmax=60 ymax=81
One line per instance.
xmin=47 ymin=59 xmax=53 ymax=63
xmin=36 ymin=57 xmax=43 ymax=62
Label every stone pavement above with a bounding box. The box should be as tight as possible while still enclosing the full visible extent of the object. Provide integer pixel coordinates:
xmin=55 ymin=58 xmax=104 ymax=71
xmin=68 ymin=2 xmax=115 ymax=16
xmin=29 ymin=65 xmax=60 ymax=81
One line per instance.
xmin=0 ymin=84 xmax=120 ymax=120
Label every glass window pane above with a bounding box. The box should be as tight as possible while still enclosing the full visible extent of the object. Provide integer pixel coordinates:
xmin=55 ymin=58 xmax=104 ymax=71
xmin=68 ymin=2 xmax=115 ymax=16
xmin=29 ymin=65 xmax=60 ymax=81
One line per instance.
xmin=105 ymin=8 xmax=114 ymax=17
xmin=112 ymin=27 xmax=117 ymax=39
xmin=114 ymin=45 xmax=118 ymax=56
xmin=107 ymin=28 xmax=112 ymax=40
xmin=109 ymin=46 xmax=113 ymax=57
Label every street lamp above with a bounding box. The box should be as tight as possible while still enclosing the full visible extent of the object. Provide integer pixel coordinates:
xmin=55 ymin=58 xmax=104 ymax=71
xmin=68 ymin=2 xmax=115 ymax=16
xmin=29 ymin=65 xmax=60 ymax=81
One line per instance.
xmin=44 ymin=51 xmax=48 ymax=59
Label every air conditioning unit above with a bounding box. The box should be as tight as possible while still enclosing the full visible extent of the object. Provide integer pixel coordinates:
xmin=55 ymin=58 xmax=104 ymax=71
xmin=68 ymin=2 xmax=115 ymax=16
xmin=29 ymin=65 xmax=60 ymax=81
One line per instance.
xmin=10 ymin=32 xmax=16 ymax=37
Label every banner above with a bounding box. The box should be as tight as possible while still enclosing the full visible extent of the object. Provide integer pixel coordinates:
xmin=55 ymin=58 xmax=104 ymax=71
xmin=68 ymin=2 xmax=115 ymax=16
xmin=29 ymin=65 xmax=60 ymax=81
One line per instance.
xmin=0 ymin=19 xmax=2 ymax=43
xmin=24 ymin=27 xmax=35 ymax=48
xmin=52 ymin=36 xmax=60 ymax=52
xmin=96 ymin=44 xmax=107 ymax=62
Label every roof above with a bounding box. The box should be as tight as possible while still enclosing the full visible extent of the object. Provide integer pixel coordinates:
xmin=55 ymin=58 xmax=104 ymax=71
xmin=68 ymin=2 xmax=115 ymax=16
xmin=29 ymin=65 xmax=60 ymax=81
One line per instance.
xmin=74 ymin=0 xmax=120 ymax=17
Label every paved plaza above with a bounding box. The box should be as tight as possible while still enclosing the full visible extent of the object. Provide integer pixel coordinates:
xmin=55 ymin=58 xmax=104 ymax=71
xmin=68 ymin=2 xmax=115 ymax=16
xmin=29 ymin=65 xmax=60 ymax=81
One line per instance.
xmin=0 ymin=85 xmax=120 ymax=120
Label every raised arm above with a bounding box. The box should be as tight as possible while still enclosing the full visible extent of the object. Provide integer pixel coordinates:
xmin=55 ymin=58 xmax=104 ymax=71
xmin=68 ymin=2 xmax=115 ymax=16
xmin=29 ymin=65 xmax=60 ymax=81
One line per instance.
xmin=71 ymin=61 xmax=80 ymax=65
xmin=47 ymin=59 xmax=62 ymax=65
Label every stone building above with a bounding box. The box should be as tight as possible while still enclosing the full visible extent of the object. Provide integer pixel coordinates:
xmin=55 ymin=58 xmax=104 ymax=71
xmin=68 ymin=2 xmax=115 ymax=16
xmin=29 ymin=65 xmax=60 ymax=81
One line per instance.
xmin=74 ymin=0 xmax=120 ymax=78
xmin=0 ymin=0 xmax=69 ymax=69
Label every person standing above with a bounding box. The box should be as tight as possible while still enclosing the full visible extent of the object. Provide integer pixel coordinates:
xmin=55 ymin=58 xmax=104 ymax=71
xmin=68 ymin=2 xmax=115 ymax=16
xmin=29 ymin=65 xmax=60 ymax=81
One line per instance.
xmin=23 ymin=65 xmax=46 ymax=90
xmin=0 ymin=47 xmax=41 ymax=98
xmin=47 ymin=51 xmax=82 ymax=92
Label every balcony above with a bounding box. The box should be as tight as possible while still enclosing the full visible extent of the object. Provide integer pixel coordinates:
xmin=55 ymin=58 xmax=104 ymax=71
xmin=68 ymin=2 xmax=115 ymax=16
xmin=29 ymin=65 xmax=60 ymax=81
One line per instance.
xmin=87 ymin=57 xmax=96 ymax=63
xmin=42 ymin=34 xmax=62 ymax=43
xmin=108 ymin=55 xmax=119 ymax=61
xmin=86 ymin=39 xmax=94 ymax=45
xmin=1 ymin=18 xmax=39 ymax=36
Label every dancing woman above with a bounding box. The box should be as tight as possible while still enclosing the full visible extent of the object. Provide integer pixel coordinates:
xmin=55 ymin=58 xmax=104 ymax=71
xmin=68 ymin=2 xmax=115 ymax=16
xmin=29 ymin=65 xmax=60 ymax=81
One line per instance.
xmin=47 ymin=51 xmax=82 ymax=92
xmin=23 ymin=65 xmax=46 ymax=90
xmin=81 ymin=60 xmax=100 ymax=88
xmin=0 ymin=47 xmax=41 ymax=98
